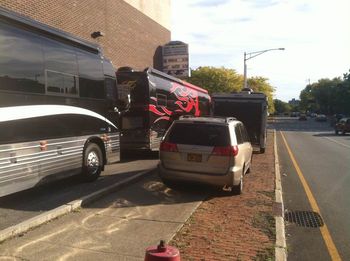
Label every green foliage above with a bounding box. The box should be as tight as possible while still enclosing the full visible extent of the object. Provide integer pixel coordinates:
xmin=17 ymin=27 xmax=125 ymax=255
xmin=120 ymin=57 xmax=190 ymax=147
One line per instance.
xmin=187 ymin=66 xmax=243 ymax=94
xmin=247 ymin=77 xmax=275 ymax=114
xmin=299 ymin=70 xmax=350 ymax=115
xmin=274 ymin=99 xmax=291 ymax=114
xmin=187 ymin=66 xmax=275 ymax=113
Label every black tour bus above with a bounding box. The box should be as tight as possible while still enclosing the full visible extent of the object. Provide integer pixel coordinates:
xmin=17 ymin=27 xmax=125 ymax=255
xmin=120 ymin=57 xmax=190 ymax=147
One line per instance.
xmin=0 ymin=8 xmax=120 ymax=197
xmin=116 ymin=67 xmax=211 ymax=152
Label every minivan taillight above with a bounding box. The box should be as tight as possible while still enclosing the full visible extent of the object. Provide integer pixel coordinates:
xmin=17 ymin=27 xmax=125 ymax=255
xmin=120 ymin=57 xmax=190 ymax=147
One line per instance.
xmin=212 ymin=145 xmax=239 ymax=156
xmin=160 ymin=141 xmax=178 ymax=152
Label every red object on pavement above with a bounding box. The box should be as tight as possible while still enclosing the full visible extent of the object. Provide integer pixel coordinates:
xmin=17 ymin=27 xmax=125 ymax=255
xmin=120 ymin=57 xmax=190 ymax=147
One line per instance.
xmin=144 ymin=240 xmax=181 ymax=261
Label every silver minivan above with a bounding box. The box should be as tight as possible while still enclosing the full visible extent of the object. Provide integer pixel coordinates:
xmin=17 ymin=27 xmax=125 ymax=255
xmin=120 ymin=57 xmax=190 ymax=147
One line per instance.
xmin=158 ymin=116 xmax=253 ymax=194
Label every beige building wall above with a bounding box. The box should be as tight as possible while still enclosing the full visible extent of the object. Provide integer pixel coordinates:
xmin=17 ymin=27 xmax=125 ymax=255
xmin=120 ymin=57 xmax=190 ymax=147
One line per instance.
xmin=123 ymin=0 xmax=171 ymax=30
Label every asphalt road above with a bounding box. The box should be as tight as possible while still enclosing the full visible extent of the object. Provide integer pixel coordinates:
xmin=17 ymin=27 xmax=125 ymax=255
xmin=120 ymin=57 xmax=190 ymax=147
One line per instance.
xmin=273 ymin=117 xmax=350 ymax=260
xmin=0 ymin=151 xmax=159 ymax=231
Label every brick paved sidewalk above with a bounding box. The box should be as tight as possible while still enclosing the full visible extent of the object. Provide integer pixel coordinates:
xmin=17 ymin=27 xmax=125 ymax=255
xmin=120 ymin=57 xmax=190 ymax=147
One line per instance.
xmin=170 ymin=131 xmax=275 ymax=261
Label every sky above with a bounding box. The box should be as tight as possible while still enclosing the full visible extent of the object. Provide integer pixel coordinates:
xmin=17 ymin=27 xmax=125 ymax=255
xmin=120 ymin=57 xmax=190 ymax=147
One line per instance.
xmin=171 ymin=0 xmax=350 ymax=102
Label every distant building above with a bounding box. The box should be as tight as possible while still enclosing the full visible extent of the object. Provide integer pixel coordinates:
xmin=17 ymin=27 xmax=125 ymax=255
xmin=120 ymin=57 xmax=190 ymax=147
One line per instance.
xmin=288 ymin=98 xmax=300 ymax=107
xmin=162 ymin=41 xmax=189 ymax=78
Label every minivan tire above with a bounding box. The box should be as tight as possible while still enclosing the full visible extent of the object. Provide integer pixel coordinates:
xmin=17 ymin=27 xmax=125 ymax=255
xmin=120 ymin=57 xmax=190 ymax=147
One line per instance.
xmin=82 ymin=143 xmax=103 ymax=182
xmin=232 ymin=174 xmax=243 ymax=195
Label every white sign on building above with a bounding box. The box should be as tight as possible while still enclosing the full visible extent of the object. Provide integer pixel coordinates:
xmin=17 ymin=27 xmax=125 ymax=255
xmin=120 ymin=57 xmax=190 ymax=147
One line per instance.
xmin=162 ymin=41 xmax=189 ymax=78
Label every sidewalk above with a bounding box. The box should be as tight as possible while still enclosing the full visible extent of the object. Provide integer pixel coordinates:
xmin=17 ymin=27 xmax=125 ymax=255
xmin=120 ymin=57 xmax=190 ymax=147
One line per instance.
xmin=0 ymin=131 xmax=279 ymax=260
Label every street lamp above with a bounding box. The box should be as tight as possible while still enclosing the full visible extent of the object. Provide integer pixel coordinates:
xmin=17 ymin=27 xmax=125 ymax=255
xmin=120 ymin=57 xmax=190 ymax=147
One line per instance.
xmin=243 ymin=48 xmax=285 ymax=89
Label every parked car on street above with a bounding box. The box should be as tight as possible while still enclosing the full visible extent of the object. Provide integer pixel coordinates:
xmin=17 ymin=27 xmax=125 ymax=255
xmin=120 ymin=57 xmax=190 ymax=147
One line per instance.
xmin=315 ymin=114 xmax=327 ymax=122
xmin=299 ymin=114 xmax=307 ymax=121
xmin=335 ymin=118 xmax=350 ymax=135
xmin=158 ymin=116 xmax=253 ymax=194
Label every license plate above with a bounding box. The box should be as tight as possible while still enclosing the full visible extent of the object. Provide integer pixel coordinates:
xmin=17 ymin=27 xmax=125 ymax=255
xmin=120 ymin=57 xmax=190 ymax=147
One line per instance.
xmin=187 ymin=153 xmax=202 ymax=162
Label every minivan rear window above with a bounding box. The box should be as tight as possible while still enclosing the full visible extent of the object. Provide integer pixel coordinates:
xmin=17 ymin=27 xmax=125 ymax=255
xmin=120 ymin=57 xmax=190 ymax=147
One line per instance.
xmin=167 ymin=123 xmax=229 ymax=146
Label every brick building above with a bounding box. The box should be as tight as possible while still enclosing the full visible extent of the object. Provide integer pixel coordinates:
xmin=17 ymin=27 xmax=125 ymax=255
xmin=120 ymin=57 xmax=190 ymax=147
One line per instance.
xmin=0 ymin=0 xmax=171 ymax=71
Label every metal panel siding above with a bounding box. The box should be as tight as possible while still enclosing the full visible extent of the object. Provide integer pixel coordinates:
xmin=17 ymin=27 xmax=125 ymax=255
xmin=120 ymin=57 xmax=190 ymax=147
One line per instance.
xmin=0 ymin=132 xmax=120 ymax=197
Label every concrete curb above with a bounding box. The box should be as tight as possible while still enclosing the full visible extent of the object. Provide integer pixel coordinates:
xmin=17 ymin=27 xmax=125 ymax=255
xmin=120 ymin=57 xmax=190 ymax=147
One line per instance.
xmin=274 ymin=130 xmax=287 ymax=260
xmin=167 ymin=200 xmax=203 ymax=244
xmin=0 ymin=169 xmax=153 ymax=243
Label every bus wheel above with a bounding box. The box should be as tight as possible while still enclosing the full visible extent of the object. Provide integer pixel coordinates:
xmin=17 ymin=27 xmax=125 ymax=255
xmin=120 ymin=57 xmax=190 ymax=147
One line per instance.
xmin=82 ymin=143 xmax=103 ymax=181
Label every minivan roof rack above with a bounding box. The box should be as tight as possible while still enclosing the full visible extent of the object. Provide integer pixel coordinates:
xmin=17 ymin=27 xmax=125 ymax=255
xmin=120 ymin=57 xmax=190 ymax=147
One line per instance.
xmin=178 ymin=115 xmax=237 ymax=123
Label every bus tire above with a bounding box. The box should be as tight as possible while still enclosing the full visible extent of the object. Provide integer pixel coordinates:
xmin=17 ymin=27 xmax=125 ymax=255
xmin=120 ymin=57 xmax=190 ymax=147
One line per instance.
xmin=82 ymin=143 xmax=103 ymax=181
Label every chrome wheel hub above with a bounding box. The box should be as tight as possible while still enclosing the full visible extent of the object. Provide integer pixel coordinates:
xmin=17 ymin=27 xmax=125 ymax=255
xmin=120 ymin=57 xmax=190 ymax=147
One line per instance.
xmin=87 ymin=151 xmax=99 ymax=167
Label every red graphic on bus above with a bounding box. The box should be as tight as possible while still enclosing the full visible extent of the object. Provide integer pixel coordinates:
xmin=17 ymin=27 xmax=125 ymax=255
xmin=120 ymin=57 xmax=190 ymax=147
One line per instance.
xmin=149 ymin=82 xmax=201 ymax=123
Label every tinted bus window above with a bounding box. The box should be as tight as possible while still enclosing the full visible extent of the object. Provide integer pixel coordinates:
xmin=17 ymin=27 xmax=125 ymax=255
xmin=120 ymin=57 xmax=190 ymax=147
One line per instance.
xmin=105 ymin=76 xmax=117 ymax=101
xmin=0 ymin=22 xmax=45 ymax=93
xmin=156 ymin=93 xmax=167 ymax=106
xmin=46 ymin=70 xmax=78 ymax=95
xmin=42 ymin=38 xmax=79 ymax=96
xmin=43 ymin=38 xmax=78 ymax=75
xmin=77 ymin=50 xmax=104 ymax=99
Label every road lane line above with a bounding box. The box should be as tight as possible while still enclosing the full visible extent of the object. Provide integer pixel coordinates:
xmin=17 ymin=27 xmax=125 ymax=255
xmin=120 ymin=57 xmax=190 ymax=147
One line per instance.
xmin=324 ymin=137 xmax=350 ymax=149
xmin=280 ymin=131 xmax=342 ymax=261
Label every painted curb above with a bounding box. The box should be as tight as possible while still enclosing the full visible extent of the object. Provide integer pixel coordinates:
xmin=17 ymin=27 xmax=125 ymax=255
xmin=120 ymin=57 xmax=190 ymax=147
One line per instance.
xmin=0 ymin=169 xmax=153 ymax=243
xmin=274 ymin=130 xmax=287 ymax=260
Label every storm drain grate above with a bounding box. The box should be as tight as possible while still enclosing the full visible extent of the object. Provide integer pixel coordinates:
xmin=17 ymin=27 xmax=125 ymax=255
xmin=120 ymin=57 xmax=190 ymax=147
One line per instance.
xmin=284 ymin=210 xmax=324 ymax=228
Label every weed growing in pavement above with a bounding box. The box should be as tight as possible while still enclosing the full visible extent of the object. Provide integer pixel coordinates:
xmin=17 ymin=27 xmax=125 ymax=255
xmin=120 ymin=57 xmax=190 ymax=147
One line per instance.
xmin=254 ymin=244 xmax=275 ymax=261
xmin=252 ymin=211 xmax=276 ymax=240
xmin=245 ymin=198 xmax=272 ymax=207
xmin=213 ymin=224 xmax=223 ymax=232
xmin=257 ymin=190 xmax=274 ymax=199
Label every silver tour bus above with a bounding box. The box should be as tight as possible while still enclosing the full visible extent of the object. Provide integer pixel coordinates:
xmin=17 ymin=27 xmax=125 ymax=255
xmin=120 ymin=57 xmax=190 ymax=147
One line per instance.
xmin=0 ymin=7 xmax=120 ymax=197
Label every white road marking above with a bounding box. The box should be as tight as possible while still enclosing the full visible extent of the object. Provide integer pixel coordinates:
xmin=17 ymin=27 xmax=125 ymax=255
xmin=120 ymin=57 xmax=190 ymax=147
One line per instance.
xmin=324 ymin=137 xmax=350 ymax=149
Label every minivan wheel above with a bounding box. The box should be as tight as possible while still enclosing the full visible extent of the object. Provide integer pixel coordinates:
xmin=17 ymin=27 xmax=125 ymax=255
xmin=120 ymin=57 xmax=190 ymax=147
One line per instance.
xmin=232 ymin=175 xmax=243 ymax=195
xmin=82 ymin=143 xmax=103 ymax=182
xmin=246 ymin=160 xmax=252 ymax=174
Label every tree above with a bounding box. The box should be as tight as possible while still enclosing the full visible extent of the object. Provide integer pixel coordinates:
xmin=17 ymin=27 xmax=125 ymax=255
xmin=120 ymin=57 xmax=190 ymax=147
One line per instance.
xmin=187 ymin=66 xmax=242 ymax=94
xmin=274 ymin=99 xmax=291 ymax=114
xmin=187 ymin=66 xmax=275 ymax=113
xmin=247 ymin=76 xmax=275 ymax=114
xmin=299 ymin=71 xmax=349 ymax=115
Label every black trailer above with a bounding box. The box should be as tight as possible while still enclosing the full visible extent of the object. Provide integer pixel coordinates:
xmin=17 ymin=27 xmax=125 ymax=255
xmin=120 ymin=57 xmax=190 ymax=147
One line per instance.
xmin=212 ymin=90 xmax=268 ymax=153
xmin=116 ymin=67 xmax=211 ymax=152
